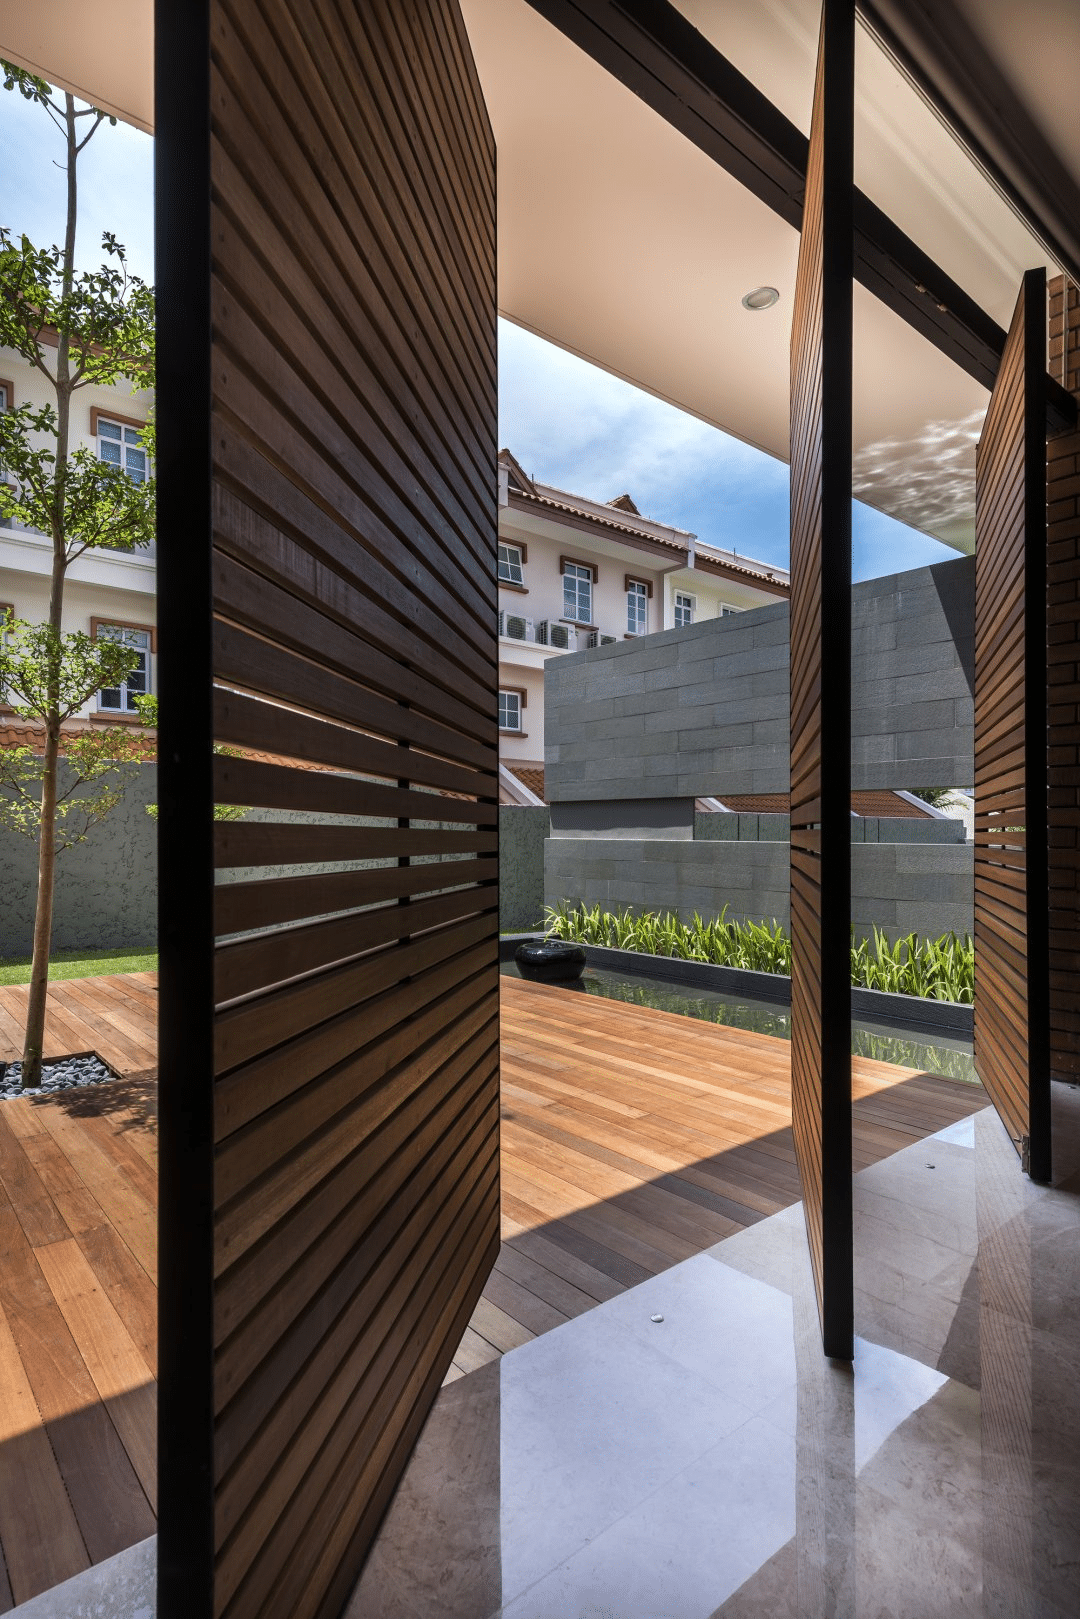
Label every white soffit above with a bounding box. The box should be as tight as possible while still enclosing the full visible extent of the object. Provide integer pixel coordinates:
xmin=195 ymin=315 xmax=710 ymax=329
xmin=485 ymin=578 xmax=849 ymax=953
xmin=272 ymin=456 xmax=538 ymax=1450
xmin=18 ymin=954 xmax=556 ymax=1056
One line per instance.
xmin=0 ymin=3 xmax=152 ymax=134
xmin=462 ymin=0 xmax=1068 ymax=552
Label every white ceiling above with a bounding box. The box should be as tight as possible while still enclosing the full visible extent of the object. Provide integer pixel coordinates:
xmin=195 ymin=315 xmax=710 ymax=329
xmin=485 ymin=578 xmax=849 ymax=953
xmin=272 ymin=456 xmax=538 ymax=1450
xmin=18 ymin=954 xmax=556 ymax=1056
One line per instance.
xmin=0 ymin=2 xmax=152 ymax=133
xmin=2 ymin=1 xmax=1072 ymax=552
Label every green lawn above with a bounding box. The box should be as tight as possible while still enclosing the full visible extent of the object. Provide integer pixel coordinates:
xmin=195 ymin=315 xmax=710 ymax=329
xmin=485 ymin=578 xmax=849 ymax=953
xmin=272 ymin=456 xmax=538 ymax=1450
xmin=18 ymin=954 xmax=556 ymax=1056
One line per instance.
xmin=0 ymin=947 xmax=158 ymax=986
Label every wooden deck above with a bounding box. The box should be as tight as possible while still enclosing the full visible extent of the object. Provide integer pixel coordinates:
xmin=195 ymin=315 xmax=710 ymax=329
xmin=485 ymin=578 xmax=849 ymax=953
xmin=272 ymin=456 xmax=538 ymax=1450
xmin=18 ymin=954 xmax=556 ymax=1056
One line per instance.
xmin=0 ymin=975 xmax=158 ymax=1610
xmin=0 ymin=973 xmax=159 ymax=1078
xmin=446 ymin=975 xmax=986 ymax=1380
xmin=0 ymin=968 xmax=986 ymax=1604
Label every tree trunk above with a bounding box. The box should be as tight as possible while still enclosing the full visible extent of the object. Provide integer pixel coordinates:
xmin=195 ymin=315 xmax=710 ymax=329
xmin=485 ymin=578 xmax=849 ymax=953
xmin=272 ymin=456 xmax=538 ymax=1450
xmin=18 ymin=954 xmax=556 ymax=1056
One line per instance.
xmin=20 ymin=730 xmax=60 ymax=1088
xmin=20 ymin=93 xmax=78 ymax=1089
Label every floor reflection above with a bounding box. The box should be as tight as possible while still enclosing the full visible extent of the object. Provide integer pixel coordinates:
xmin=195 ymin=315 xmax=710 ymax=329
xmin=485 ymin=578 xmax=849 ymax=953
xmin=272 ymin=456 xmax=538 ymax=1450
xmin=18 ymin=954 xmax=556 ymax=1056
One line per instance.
xmin=349 ymin=1085 xmax=1080 ymax=1618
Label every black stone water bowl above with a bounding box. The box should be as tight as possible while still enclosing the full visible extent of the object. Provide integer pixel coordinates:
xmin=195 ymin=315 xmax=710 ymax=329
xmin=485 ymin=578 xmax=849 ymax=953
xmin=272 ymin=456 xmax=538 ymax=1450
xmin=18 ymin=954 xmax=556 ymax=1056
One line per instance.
xmin=515 ymin=939 xmax=587 ymax=983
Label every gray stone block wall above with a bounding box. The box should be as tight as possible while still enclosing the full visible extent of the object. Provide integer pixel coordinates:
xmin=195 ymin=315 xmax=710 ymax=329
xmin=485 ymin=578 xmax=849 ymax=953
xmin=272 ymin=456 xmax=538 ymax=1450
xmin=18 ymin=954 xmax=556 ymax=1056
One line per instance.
xmin=545 ymin=837 xmax=973 ymax=941
xmin=545 ymin=556 xmax=974 ymax=801
xmin=693 ymin=812 xmax=966 ymax=845
xmin=0 ymin=762 xmax=158 ymax=957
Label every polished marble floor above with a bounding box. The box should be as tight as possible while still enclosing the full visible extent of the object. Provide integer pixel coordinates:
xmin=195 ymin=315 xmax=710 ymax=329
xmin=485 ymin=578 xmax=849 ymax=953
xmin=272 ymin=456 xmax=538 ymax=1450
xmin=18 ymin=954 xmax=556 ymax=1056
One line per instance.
xmin=349 ymin=1085 xmax=1080 ymax=1619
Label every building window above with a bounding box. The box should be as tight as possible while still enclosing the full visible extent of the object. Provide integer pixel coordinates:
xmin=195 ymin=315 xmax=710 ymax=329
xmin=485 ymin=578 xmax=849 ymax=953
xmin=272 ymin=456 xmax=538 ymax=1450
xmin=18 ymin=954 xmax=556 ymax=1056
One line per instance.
xmin=719 ymin=603 xmax=740 ymax=617
xmin=499 ymin=689 xmax=522 ymax=732
xmin=95 ymin=622 xmax=153 ymax=714
xmin=97 ymin=415 xmax=148 ymax=483
xmin=675 ymin=592 xmax=695 ymax=628
xmin=563 ymin=562 xmax=593 ymax=623
xmin=498 ymin=542 xmax=525 ymax=585
xmin=627 ymin=579 xmax=648 ymax=635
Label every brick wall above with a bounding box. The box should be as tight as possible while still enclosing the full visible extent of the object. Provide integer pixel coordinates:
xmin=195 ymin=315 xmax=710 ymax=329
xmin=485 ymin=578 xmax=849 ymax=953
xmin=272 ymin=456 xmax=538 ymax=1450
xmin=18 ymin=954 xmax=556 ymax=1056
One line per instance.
xmin=1048 ymin=275 xmax=1080 ymax=1080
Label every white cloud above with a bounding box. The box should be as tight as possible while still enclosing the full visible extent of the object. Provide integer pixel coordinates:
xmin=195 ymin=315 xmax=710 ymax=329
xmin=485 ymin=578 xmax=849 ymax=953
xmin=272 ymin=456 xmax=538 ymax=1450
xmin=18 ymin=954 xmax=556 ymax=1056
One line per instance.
xmin=499 ymin=317 xmax=961 ymax=581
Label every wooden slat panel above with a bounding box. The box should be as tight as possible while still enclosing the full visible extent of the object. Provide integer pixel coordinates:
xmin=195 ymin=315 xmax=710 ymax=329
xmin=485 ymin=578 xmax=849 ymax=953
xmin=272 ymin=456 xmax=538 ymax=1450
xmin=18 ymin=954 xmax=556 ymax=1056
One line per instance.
xmin=787 ymin=0 xmax=854 ymax=1359
xmin=974 ymin=270 xmax=1051 ymax=1181
xmin=1047 ymin=276 xmax=1080 ymax=1084
xmin=156 ymin=1 xmax=498 ymax=1613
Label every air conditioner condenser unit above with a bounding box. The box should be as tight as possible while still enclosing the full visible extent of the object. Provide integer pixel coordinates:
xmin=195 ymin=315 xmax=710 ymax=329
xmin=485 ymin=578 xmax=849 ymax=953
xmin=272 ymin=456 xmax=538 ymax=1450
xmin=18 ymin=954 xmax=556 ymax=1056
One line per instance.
xmin=539 ymin=621 xmax=573 ymax=650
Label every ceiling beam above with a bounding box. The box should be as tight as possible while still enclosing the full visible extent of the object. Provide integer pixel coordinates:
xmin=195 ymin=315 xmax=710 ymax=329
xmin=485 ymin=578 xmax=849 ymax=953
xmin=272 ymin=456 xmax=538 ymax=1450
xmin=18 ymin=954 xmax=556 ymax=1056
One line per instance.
xmin=524 ymin=0 xmax=1076 ymax=434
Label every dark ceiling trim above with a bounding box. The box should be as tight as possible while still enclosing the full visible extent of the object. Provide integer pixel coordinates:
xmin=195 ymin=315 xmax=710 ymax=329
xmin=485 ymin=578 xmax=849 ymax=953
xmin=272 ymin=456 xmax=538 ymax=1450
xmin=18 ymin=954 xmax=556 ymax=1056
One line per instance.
xmin=524 ymin=0 xmax=1076 ymax=434
xmin=860 ymin=0 xmax=1080 ymax=292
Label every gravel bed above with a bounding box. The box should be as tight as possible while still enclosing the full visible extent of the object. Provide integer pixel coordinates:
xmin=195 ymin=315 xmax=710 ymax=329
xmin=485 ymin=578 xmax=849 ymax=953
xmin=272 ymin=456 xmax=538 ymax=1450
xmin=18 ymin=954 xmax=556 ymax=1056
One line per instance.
xmin=0 ymin=1052 xmax=117 ymax=1099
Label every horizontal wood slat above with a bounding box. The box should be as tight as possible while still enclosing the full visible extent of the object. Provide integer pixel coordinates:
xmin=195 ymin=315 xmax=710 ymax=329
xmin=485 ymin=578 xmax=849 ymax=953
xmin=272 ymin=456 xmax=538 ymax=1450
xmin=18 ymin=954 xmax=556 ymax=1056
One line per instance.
xmin=787 ymin=0 xmax=854 ymax=1360
xmin=161 ymin=2 xmax=505 ymax=1614
xmin=213 ymin=753 xmax=498 ymax=826
xmin=974 ymin=269 xmax=1051 ymax=1181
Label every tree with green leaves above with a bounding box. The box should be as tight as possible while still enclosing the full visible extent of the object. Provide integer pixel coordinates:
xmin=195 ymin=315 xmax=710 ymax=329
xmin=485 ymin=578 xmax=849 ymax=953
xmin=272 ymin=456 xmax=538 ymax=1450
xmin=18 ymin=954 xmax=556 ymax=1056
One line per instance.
xmin=0 ymin=62 xmax=155 ymax=1087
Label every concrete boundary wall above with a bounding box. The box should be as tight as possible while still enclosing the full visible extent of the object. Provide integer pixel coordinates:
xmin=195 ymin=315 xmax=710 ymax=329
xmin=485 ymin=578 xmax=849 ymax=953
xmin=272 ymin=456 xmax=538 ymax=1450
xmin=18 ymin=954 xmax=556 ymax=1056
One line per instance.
xmin=0 ymin=762 xmax=158 ymax=957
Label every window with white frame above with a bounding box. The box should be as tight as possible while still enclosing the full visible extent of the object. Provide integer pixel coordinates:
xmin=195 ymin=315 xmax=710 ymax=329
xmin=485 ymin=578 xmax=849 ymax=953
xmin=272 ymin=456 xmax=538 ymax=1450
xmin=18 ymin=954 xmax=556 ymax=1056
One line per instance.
xmin=562 ymin=561 xmax=593 ymax=623
xmin=96 ymin=623 xmax=152 ymax=714
xmin=674 ymin=591 xmax=695 ymax=628
xmin=627 ymin=579 xmax=648 ymax=635
xmin=499 ymin=689 xmax=522 ymax=732
xmin=719 ymin=603 xmax=740 ymax=617
xmin=498 ymin=542 xmax=524 ymax=585
xmin=97 ymin=416 xmax=149 ymax=483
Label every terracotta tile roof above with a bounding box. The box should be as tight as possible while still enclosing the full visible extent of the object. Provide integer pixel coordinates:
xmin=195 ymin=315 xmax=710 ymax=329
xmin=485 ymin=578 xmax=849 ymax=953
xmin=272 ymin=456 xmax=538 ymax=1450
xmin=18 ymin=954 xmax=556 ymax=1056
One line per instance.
xmin=707 ymin=791 xmax=936 ymax=819
xmin=511 ymin=764 xmax=545 ymax=802
xmin=511 ymin=486 xmax=689 ymax=552
xmin=711 ymin=793 xmax=789 ymax=814
xmin=851 ymin=790 xmax=937 ymax=819
xmin=0 ymin=719 xmax=157 ymax=760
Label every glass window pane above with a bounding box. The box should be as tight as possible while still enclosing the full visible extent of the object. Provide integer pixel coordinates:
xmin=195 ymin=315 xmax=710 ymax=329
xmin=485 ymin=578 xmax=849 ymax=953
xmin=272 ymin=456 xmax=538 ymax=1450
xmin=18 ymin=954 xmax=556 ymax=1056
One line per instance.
xmin=498 ymin=544 xmax=523 ymax=585
xmin=98 ymin=420 xmax=122 ymax=440
xmin=100 ymin=441 xmax=121 ymax=466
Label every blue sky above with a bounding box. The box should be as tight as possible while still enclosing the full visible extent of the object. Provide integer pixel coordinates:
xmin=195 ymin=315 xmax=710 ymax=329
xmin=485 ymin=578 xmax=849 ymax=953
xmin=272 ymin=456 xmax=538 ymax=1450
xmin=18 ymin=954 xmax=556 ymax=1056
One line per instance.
xmin=498 ymin=320 xmax=959 ymax=582
xmin=0 ymin=78 xmax=154 ymax=283
xmin=1 ymin=76 xmax=956 ymax=582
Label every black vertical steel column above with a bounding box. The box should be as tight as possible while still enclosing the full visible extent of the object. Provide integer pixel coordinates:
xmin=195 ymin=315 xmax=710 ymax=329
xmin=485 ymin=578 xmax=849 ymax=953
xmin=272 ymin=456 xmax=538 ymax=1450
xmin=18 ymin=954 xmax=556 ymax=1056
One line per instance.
xmin=788 ymin=0 xmax=854 ymax=1359
xmin=154 ymin=0 xmax=215 ymax=1613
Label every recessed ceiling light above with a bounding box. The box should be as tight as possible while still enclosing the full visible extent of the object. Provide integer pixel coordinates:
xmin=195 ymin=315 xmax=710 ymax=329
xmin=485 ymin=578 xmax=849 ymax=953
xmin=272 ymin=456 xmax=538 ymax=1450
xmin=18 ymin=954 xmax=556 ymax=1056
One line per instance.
xmin=741 ymin=286 xmax=780 ymax=311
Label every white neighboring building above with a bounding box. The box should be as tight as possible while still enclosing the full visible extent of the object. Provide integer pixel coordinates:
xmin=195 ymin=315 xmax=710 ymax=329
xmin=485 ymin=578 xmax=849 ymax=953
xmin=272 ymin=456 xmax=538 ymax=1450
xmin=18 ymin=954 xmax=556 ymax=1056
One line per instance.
xmin=0 ymin=346 xmax=155 ymax=737
xmin=496 ymin=449 xmax=789 ymax=799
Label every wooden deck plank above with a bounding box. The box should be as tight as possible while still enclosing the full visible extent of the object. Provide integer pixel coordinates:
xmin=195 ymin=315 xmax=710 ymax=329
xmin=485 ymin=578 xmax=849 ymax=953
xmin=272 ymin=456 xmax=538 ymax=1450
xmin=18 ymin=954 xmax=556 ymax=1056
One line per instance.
xmin=33 ymin=1240 xmax=157 ymax=1509
xmin=0 ymin=979 xmax=159 ymax=1605
xmin=0 ymin=1200 xmax=155 ymax=1589
xmin=454 ymin=977 xmax=986 ymax=1375
xmin=0 ymin=974 xmax=158 ymax=1074
xmin=0 ymin=1303 xmax=89 ymax=1603
xmin=29 ymin=1105 xmax=156 ymax=1283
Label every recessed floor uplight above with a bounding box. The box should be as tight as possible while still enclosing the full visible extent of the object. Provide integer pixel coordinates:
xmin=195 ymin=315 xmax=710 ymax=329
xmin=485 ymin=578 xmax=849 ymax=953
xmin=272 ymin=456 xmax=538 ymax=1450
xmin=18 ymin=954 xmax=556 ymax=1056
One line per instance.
xmin=741 ymin=286 xmax=780 ymax=310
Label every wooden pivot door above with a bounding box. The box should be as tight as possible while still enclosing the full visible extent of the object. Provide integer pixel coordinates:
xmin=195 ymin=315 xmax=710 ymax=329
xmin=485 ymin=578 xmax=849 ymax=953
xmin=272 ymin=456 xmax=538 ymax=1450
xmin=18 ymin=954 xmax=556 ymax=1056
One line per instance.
xmin=974 ymin=270 xmax=1051 ymax=1182
xmin=788 ymin=0 xmax=854 ymax=1360
xmin=155 ymin=2 xmax=500 ymax=1615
